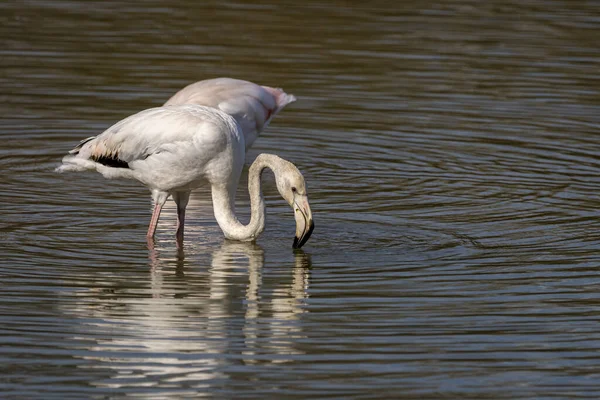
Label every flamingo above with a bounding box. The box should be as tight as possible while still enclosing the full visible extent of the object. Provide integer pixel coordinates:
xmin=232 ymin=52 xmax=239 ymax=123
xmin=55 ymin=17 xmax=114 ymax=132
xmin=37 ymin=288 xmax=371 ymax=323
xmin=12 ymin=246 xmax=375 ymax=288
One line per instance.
xmin=164 ymin=77 xmax=296 ymax=150
xmin=55 ymin=104 xmax=314 ymax=248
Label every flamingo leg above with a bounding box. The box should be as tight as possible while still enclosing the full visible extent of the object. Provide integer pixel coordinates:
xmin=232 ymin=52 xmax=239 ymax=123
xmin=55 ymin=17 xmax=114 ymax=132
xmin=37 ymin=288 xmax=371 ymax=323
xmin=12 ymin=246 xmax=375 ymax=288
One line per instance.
xmin=172 ymin=191 xmax=191 ymax=246
xmin=146 ymin=190 xmax=169 ymax=242
xmin=146 ymin=202 xmax=163 ymax=239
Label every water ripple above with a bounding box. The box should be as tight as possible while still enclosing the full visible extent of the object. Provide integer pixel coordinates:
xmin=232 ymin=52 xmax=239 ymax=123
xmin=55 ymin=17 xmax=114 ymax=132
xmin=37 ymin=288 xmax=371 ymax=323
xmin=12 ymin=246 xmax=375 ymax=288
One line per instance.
xmin=2 ymin=0 xmax=600 ymax=398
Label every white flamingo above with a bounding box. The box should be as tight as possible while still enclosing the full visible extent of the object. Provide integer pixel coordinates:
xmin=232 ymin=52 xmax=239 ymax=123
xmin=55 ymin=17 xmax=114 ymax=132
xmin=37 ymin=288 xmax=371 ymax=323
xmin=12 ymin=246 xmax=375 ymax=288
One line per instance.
xmin=164 ymin=77 xmax=296 ymax=150
xmin=56 ymin=105 xmax=314 ymax=248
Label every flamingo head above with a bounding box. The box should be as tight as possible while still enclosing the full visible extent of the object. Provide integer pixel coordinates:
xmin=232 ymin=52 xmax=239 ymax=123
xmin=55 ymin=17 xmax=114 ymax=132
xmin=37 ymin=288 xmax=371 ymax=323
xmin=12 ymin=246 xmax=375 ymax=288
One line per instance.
xmin=273 ymin=159 xmax=315 ymax=249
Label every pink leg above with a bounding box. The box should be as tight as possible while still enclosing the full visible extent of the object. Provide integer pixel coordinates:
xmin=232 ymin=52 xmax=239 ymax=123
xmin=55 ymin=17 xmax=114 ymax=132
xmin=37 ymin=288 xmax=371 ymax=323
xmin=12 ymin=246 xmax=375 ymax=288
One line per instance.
xmin=146 ymin=202 xmax=163 ymax=239
xmin=176 ymin=209 xmax=185 ymax=244
xmin=173 ymin=191 xmax=191 ymax=247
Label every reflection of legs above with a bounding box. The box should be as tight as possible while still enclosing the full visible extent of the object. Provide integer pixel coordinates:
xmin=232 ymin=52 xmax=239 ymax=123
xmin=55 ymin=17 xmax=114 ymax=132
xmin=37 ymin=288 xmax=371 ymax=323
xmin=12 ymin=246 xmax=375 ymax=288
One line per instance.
xmin=172 ymin=191 xmax=191 ymax=245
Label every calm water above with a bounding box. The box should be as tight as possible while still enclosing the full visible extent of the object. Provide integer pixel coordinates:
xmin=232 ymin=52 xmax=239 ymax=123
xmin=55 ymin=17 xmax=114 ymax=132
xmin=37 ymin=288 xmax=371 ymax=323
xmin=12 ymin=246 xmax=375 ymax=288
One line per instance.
xmin=2 ymin=1 xmax=600 ymax=398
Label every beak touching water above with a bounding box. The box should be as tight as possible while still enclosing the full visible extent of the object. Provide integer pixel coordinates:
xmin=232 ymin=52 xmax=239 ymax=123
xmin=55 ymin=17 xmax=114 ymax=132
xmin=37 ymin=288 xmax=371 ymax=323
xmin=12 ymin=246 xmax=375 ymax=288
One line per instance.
xmin=292 ymin=194 xmax=314 ymax=249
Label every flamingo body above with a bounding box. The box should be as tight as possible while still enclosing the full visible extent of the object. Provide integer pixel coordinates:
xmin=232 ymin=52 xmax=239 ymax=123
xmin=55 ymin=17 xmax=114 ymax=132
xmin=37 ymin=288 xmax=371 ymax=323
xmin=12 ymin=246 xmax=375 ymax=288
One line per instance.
xmin=164 ymin=78 xmax=296 ymax=150
xmin=59 ymin=106 xmax=242 ymax=191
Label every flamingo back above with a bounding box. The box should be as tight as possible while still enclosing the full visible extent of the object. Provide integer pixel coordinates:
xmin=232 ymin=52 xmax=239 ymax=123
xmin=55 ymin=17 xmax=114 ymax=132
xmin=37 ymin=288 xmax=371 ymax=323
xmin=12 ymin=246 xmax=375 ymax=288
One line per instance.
xmin=164 ymin=78 xmax=296 ymax=149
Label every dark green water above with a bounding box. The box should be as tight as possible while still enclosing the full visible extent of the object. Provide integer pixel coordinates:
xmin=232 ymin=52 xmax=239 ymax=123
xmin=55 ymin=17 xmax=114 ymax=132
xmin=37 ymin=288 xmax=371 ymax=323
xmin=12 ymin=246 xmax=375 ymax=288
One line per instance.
xmin=2 ymin=1 xmax=600 ymax=398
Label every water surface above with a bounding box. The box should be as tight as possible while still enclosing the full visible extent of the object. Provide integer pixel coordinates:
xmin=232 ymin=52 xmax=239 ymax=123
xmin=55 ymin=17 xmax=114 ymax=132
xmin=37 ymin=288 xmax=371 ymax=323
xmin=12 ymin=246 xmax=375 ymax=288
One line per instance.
xmin=2 ymin=1 xmax=600 ymax=398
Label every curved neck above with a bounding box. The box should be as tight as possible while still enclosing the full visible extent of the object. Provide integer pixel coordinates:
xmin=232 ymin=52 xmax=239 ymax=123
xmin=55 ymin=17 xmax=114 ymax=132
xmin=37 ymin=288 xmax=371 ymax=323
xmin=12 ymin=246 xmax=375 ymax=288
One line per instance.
xmin=211 ymin=154 xmax=280 ymax=241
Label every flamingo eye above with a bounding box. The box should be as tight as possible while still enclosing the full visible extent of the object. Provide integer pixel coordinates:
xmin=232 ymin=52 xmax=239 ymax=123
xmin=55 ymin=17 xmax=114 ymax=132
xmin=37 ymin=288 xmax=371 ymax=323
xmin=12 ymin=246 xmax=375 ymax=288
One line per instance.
xmin=291 ymin=187 xmax=297 ymax=193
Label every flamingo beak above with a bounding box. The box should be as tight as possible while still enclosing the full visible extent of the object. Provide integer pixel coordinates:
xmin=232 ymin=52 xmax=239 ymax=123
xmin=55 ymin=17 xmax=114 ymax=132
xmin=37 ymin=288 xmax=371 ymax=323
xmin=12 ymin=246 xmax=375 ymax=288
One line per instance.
xmin=292 ymin=194 xmax=314 ymax=249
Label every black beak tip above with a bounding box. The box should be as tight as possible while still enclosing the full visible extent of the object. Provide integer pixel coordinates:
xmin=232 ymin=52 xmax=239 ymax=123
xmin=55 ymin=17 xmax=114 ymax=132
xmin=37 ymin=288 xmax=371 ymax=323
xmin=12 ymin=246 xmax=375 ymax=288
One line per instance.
xmin=292 ymin=220 xmax=314 ymax=249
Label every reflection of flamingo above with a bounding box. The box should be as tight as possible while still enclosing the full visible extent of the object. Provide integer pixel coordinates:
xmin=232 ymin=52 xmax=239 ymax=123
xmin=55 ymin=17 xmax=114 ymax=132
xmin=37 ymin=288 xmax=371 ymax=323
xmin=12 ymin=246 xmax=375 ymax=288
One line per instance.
xmin=68 ymin=240 xmax=312 ymax=387
xmin=56 ymin=105 xmax=314 ymax=248
xmin=165 ymin=78 xmax=296 ymax=150
xmin=209 ymin=242 xmax=311 ymax=364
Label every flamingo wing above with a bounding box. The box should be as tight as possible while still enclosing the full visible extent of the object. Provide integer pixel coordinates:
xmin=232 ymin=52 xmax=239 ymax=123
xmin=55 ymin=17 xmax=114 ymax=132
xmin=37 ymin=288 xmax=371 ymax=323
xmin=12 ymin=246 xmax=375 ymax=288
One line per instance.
xmin=57 ymin=105 xmax=243 ymax=189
